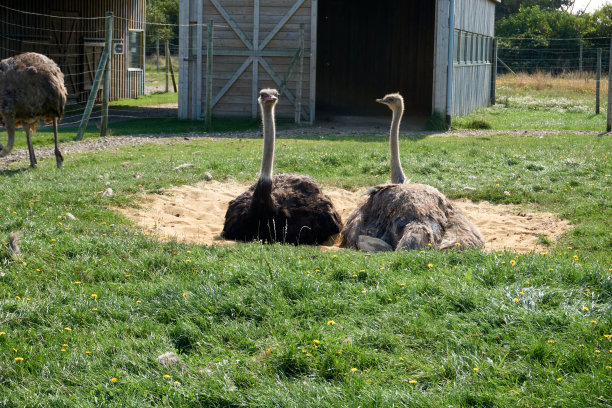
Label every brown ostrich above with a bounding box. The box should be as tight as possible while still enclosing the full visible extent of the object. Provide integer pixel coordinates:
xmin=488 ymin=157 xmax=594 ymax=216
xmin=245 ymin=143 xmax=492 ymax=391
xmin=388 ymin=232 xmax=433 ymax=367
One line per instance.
xmin=341 ymin=93 xmax=484 ymax=252
xmin=0 ymin=52 xmax=67 ymax=168
xmin=222 ymin=88 xmax=342 ymax=245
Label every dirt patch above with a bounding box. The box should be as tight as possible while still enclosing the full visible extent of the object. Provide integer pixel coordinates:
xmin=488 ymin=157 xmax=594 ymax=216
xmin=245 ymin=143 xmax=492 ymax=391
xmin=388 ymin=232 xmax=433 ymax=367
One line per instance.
xmin=117 ymin=180 xmax=570 ymax=253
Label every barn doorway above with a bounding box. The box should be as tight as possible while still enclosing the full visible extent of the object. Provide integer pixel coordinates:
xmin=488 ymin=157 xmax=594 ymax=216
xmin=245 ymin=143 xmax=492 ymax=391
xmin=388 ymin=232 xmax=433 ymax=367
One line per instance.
xmin=316 ymin=0 xmax=436 ymax=120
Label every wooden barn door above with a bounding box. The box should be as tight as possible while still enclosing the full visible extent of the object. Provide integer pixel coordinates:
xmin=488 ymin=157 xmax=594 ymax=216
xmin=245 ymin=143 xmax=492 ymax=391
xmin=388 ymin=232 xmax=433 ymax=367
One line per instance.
xmin=50 ymin=12 xmax=81 ymax=102
xmin=201 ymin=0 xmax=315 ymax=121
xmin=84 ymin=42 xmax=105 ymax=103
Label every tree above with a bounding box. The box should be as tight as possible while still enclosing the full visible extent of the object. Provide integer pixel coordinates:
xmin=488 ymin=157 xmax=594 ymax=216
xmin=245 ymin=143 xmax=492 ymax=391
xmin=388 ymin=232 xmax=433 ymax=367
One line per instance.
xmin=147 ymin=0 xmax=179 ymax=48
xmin=496 ymin=0 xmax=575 ymax=21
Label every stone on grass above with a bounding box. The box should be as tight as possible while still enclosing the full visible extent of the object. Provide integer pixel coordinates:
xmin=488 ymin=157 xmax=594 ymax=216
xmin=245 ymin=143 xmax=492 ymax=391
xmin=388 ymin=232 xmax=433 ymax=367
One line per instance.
xmin=173 ymin=163 xmax=195 ymax=171
xmin=203 ymin=172 xmax=213 ymax=181
xmin=66 ymin=212 xmax=77 ymax=220
xmin=103 ymin=188 xmax=114 ymax=197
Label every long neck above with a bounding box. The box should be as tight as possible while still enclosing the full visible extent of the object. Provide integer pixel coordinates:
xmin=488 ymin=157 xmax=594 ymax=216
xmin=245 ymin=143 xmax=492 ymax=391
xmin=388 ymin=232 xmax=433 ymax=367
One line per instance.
xmin=259 ymin=103 xmax=275 ymax=183
xmin=389 ymin=106 xmax=406 ymax=184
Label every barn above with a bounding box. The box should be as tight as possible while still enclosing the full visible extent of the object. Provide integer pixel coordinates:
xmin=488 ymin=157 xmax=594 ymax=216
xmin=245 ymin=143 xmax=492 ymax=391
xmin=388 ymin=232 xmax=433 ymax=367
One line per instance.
xmin=178 ymin=0 xmax=498 ymax=124
xmin=0 ymin=1 xmax=146 ymax=103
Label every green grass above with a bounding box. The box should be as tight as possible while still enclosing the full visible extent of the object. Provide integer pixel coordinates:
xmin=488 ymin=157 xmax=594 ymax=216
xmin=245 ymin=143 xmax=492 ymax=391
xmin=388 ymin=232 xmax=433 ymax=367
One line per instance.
xmin=0 ymin=129 xmax=610 ymax=406
xmin=453 ymin=74 xmax=610 ymax=131
xmin=110 ymin=92 xmax=178 ymax=107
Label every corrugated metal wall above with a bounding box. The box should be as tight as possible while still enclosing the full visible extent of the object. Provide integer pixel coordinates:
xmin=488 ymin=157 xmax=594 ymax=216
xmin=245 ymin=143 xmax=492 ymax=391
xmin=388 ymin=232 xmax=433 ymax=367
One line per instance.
xmin=451 ymin=0 xmax=496 ymax=116
xmin=0 ymin=0 xmax=145 ymax=102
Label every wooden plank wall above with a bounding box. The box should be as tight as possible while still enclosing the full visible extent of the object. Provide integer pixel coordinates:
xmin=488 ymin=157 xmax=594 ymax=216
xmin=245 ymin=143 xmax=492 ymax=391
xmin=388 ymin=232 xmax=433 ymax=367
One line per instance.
xmin=179 ymin=0 xmax=314 ymax=119
xmin=0 ymin=0 xmax=145 ymax=102
xmin=452 ymin=0 xmax=496 ymax=116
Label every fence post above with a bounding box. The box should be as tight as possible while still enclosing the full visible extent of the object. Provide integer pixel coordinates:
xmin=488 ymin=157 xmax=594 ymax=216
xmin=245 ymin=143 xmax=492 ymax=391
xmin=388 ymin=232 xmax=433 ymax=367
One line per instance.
xmin=205 ymin=20 xmax=214 ymax=132
xmin=75 ymin=12 xmax=112 ymax=141
xmin=100 ymin=11 xmax=113 ymax=137
xmin=156 ymin=35 xmax=160 ymax=72
xmin=597 ymin=48 xmax=602 ymax=115
xmin=579 ymin=39 xmax=583 ymax=76
xmin=491 ymin=38 xmax=497 ymax=106
xmin=168 ymin=44 xmax=177 ymax=93
xmin=607 ymin=37 xmax=612 ymax=131
xmin=165 ymin=40 xmax=169 ymax=93
xmin=295 ymin=24 xmax=305 ymax=124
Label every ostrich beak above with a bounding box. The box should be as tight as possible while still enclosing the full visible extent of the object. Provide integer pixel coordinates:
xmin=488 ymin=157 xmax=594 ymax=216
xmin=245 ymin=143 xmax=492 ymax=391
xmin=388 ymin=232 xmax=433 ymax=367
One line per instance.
xmin=376 ymin=98 xmax=386 ymax=104
xmin=263 ymin=95 xmax=277 ymax=102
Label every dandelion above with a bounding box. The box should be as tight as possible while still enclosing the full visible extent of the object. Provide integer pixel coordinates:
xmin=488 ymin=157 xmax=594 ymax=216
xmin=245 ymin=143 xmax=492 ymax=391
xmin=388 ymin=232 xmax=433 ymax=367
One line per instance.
xmin=14 ymin=357 xmax=24 ymax=362
xmin=519 ymin=291 xmax=524 ymax=295
xmin=351 ymin=368 xmax=359 ymax=372
xmin=455 ymin=242 xmax=461 ymax=247
xmin=359 ymin=270 xmax=365 ymax=273
xmin=573 ymin=255 xmax=579 ymax=261
xmin=12 ymin=348 xmax=17 ymax=352
xmin=0 ymin=332 xmax=5 ymax=335
xmin=85 ymin=351 xmax=91 ymax=354
xmin=591 ymin=320 xmax=597 ymax=324
xmin=595 ymin=349 xmax=601 ymax=354
xmin=510 ymin=259 xmax=516 ymax=266
xmin=336 ymin=350 xmax=342 ymax=355
xmin=547 ymin=340 xmax=555 ymax=344
xmin=136 ymin=300 xmax=142 ymax=304
xmin=51 ymin=238 xmax=56 ymax=242
xmin=327 ymin=320 xmax=335 ymax=325
xmin=111 ymin=378 xmax=118 ymax=383
xmin=163 ymin=374 xmax=171 ymax=379
xmin=64 ymin=327 xmax=72 ymax=331
xmin=74 ymin=281 xmax=81 ymax=285
xmin=473 ymin=368 xmax=479 ymax=372
xmin=313 ymin=339 xmax=320 ymax=345
xmin=582 ymin=306 xmax=589 ymax=311
xmin=125 ymin=274 xmax=131 ymax=278
xmin=557 ymin=378 xmax=562 ymax=382
xmin=399 ymin=357 xmax=404 ymax=361
xmin=361 ymin=290 xmax=367 ymax=294
xmin=513 ymin=298 xmax=519 ymax=303
xmin=579 ymin=344 xmax=584 ymax=347
xmin=332 ymin=255 xmax=337 ymax=258
xmin=606 ymin=366 xmax=612 ymax=370
xmin=174 ymin=381 xmax=180 ymax=385
xmin=61 ymin=349 xmax=66 ymax=352
xmin=352 ymin=274 xmax=358 ymax=277
xmin=427 ymin=243 xmax=432 ymax=247
xmin=380 ymin=266 xmax=385 ymax=270
xmin=409 ymin=380 xmax=417 ymax=384
xmin=542 ymin=251 xmax=548 ymax=255
xmin=90 ymin=294 xmax=98 ymax=299
xmin=183 ymin=292 xmax=188 ymax=297
xmin=306 ymin=353 xmax=312 ymax=357
xmin=92 ymin=308 xmax=98 ymax=311
xmin=185 ymin=259 xmax=191 ymax=263
xmin=427 ymin=263 xmax=433 ymax=268
xmin=586 ymin=289 xmax=590 ymax=294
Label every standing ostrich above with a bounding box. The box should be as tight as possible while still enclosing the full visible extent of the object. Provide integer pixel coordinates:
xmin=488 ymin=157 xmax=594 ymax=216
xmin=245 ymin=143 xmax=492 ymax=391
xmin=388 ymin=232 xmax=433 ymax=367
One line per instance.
xmin=0 ymin=52 xmax=67 ymax=168
xmin=341 ymin=93 xmax=484 ymax=251
xmin=222 ymin=88 xmax=342 ymax=245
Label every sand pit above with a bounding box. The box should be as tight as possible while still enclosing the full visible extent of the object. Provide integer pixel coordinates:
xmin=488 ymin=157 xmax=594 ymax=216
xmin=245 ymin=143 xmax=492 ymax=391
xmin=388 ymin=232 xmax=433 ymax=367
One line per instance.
xmin=117 ymin=180 xmax=570 ymax=253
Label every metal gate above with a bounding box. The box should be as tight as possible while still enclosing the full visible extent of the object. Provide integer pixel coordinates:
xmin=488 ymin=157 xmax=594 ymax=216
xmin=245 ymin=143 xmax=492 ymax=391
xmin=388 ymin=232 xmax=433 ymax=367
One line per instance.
xmin=179 ymin=0 xmax=317 ymax=122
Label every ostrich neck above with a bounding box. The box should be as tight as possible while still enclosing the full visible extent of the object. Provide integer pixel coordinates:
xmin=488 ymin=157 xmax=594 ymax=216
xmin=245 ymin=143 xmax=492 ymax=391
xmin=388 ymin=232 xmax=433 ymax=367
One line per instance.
xmin=389 ymin=106 xmax=406 ymax=184
xmin=259 ymin=105 xmax=275 ymax=183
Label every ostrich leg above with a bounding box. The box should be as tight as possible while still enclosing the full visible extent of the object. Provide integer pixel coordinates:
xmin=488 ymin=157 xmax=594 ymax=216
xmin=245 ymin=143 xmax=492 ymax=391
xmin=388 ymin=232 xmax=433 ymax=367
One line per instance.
xmin=0 ymin=115 xmax=16 ymax=157
xmin=53 ymin=117 xmax=63 ymax=168
xmin=24 ymin=125 xmax=37 ymax=168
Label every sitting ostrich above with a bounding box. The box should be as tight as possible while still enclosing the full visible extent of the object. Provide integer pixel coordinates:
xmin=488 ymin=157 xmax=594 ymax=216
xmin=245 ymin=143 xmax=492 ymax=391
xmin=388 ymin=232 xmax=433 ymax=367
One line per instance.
xmin=0 ymin=52 xmax=67 ymax=168
xmin=341 ymin=93 xmax=484 ymax=252
xmin=222 ymin=88 xmax=342 ymax=245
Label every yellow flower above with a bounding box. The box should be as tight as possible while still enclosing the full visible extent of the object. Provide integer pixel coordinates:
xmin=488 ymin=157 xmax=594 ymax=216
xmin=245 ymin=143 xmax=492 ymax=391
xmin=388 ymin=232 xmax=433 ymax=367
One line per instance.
xmin=174 ymin=381 xmax=181 ymax=385
xmin=64 ymin=327 xmax=72 ymax=331
xmin=92 ymin=308 xmax=98 ymax=311
xmin=427 ymin=263 xmax=434 ymax=268
xmin=399 ymin=357 xmax=404 ymax=361
xmin=90 ymin=294 xmax=98 ymax=299
xmin=473 ymin=368 xmax=479 ymax=372
xmin=606 ymin=366 xmax=612 ymax=370
xmin=306 ymin=353 xmax=312 ymax=357
xmin=595 ymin=349 xmax=601 ymax=353
xmin=111 ymin=378 xmax=118 ymax=383
xmin=185 ymin=259 xmax=191 ymax=263
xmin=313 ymin=340 xmax=320 ymax=345
xmin=409 ymin=380 xmax=417 ymax=384
xmin=359 ymin=270 xmax=365 ymax=273
xmin=332 ymin=255 xmax=337 ymax=258
xmin=557 ymin=378 xmax=562 ymax=382
xmin=163 ymin=374 xmax=171 ymax=379
xmin=513 ymin=298 xmax=519 ymax=303
xmin=183 ymin=292 xmax=189 ymax=297
xmin=427 ymin=243 xmax=432 ymax=247
xmin=125 ymin=274 xmax=131 ymax=278
xmin=510 ymin=260 xmax=516 ymax=266
xmin=361 ymin=290 xmax=367 ymax=294
xmin=351 ymin=367 xmax=358 ymax=372
xmin=136 ymin=300 xmax=142 ymax=304
xmin=455 ymin=242 xmax=461 ymax=247
xmin=591 ymin=320 xmax=597 ymax=324
xmin=519 ymin=291 xmax=524 ymax=295
xmin=327 ymin=320 xmax=335 ymax=326
xmin=62 ymin=344 xmax=68 ymax=347
xmin=0 ymin=332 xmax=5 ymax=335
xmin=573 ymin=255 xmax=579 ymax=261
xmin=578 ymin=344 xmax=584 ymax=347
xmin=14 ymin=357 xmax=24 ymax=362
xmin=582 ymin=306 xmax=588 ymax=311
xmin=547 ymin=340 xmax=555 ymax=344
xmin=380 ymin=267 xmax=385 ymax=270
xmin=85 ymin=351 xmax=91 ymax=354
xmin=352 ymin=274 xmax=358 ymax=277
xmin=61 ymin=349 xmax=66 ymax=352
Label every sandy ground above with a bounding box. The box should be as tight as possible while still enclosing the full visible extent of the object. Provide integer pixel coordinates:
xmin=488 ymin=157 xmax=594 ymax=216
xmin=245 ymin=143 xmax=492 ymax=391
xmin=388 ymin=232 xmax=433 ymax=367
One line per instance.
xmin=118 ymin=180 xmax=570 ymax=253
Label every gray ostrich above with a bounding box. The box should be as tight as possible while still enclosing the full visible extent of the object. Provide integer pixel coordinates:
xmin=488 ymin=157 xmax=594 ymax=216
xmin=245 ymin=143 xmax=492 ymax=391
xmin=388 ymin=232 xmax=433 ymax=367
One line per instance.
xmin=0 ymin=52 xmax=67 ymax=168
xmin=341 ymin=93 xmax=484 ymax=252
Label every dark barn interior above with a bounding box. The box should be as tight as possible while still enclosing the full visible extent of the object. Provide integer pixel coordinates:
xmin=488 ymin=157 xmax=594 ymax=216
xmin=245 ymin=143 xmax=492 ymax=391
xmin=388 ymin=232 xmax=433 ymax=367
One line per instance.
xmin=316 ymin=0 xmax=436 ymax=118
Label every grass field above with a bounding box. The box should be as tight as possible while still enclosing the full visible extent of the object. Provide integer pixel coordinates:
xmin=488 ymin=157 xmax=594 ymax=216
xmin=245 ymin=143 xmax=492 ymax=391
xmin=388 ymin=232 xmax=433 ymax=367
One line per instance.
xmin=453 ymin=72 xmax=611 ymax=131
xmin=0 ymin=117 xmax=610 ymax=406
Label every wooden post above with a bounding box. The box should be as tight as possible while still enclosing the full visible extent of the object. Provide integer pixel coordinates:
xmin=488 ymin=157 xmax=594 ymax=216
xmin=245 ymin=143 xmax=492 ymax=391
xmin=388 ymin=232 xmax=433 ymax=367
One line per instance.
xmin=205 ymin=20 xmax=214 ymax=132
xmin=165 ymin=40 xmax=170 ymax=93
xmin=156 ymin=35 xmax=160 ymax=72
xmin=596 ymin=48 xmax=601 ymax=114
xmin=100 ymin=11 xmax=113 ymax=137
xmin=169 ymin=48 xmax=177 ymax=93
xmin=607 ymin=37 xmax=612 ymax=131
xmin=295 ymin=24 xmax=305 ymax=124
xmin=579 ymin=39 xmax=583 ymax=76
xmin=76 ymin=12 xmax=112 ymax=141
xmin=491 ymin=38 xmax=497 ymax=106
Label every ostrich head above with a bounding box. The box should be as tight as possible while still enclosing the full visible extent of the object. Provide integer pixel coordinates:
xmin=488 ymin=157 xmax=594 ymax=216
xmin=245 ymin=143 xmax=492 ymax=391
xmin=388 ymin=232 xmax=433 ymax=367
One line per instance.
xmin=376 ymin=93 xmax=404 ymax=112
xmin=258 ymin=88 xmax=279 ymax=107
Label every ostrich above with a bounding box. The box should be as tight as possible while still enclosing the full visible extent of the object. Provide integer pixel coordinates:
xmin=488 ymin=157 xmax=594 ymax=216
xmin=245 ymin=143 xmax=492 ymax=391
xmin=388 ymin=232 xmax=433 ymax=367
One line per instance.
xmin=341 ymin=93 xmax=484 ymax=252
xmin=0 ymin=52 xmax=67 ymax=168
xmin=222 ymin=88 xmax=342 ymax=245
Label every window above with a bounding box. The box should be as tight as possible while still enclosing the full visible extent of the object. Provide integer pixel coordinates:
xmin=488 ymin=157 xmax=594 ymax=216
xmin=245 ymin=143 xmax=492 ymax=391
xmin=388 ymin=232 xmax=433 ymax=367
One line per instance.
xmin=453 ymin=29 xmax=460 ymax=63
xmin=189 ymin=22 xmax=197 ymax=58
xmin=466 ymin=33 xmax=472 ymax=64
xmin=128 ymin=30 xmax=143 ymax=70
